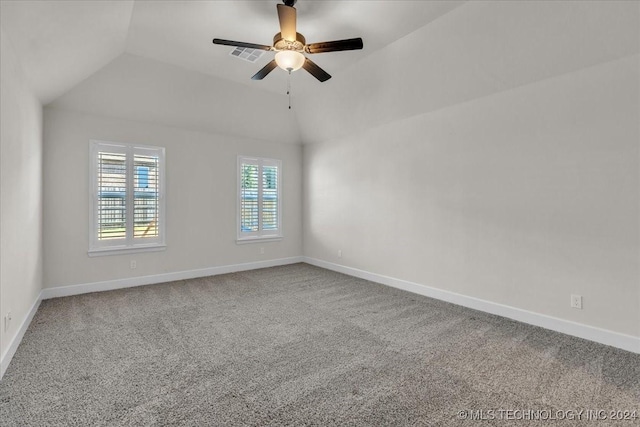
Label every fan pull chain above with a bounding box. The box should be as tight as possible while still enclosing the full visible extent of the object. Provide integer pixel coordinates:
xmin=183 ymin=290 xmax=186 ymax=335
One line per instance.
xmin=287 ymin=70 xmax=292 ymax=110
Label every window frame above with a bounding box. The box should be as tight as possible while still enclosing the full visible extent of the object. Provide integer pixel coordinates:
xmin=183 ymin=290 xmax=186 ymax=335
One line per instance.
xmin=237 ymin=155 xmax=283 ymax=243
xmin=89 ymin=140 xmax=166 ymax=256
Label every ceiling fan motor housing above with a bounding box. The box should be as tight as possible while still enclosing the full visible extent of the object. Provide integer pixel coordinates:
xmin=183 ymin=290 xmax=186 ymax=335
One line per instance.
xmin=273 ymin=32 xmax=306 ymax=51
xmin=283 ymin=0 xmax=297 ymax=7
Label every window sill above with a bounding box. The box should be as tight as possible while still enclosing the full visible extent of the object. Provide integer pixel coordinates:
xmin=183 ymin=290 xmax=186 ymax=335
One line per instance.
xmin=88 ymin=244 xmax=167 ymax=257
xmin=236 ymin=236 xmax=283 ymax=245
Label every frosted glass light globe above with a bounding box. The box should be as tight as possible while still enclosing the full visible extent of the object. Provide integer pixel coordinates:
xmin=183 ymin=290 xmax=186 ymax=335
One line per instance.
xmin=275 ymin=50 xmax=305 ymax=71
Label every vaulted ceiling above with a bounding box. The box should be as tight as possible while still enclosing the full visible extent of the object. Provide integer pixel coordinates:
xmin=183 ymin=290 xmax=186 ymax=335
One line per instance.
xmin=0 ymin=0 xmax=463 ymax=103
xmin=1 ymin=1 xmax=638 ymax=145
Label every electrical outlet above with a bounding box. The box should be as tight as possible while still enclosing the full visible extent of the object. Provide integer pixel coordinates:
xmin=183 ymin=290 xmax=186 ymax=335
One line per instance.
xmin=571 ymin=294 xmax=582 ymax=310
xmin=338 ymin=249 xmax=342 ymax=258
xmin=130 ymin=260 xmax=137 ymax=270
xmin=4 ymin=312 xmax=11 ymax=332
xmin=260 ymin=247 xmax=265 ymax=255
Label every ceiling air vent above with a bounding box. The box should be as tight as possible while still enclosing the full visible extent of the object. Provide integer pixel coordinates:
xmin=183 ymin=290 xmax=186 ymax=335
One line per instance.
xmin=229 ymin=47 xmax=265 ymax=63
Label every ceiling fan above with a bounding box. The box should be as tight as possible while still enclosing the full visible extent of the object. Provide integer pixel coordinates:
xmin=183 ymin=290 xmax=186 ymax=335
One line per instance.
xmin=212 ymin=0 xmax=363 ymax=82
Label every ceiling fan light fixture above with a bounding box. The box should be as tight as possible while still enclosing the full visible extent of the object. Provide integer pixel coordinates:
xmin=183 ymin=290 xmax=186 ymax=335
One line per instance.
xmin=275 ymin=50 xmax=305 ymax=72
xmin=213 ymin=1 xmax=364 ymax=82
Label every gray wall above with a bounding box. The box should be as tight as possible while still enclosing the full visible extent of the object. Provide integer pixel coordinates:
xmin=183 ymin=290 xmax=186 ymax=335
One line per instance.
xmin=43 ymin=108 xmax=302 ymax=288
xmin=303 ymin=55 xmax=639 ymax=337
xmin=0 ymin=29 xmax=43 ymax=360
xmin=301 ymin=1 xmax=639 ymax=339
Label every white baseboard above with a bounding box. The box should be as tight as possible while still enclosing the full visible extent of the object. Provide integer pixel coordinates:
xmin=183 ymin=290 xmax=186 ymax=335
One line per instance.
xmin=303 ymin=257 xmax=640 ymax=354
xmin=4 ymin=255 xmax=636 ymax=382
xmin=1 ymin=292 xmax=42 ymax=380
xmin=42 ymin=256 xmax=305 ymax=300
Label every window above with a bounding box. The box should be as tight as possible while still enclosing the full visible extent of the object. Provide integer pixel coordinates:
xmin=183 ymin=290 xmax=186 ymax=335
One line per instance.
xmin=89 ymin=140 xmax=165 ymax=255
xmin=237 ymin=156 xmax=282 ymax=242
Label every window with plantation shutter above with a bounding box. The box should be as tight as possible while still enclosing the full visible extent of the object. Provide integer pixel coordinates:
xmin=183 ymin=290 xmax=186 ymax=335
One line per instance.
xmin=238 ymin=156 xmax=282 ymax=241
xmin=89 ymin=140 xmax=166 ymax=256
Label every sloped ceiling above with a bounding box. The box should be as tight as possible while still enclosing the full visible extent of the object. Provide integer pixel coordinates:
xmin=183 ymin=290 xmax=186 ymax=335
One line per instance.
xmin=0 ymin=0 xmax=464 ymax=103
xmin=295 ymin=0 xmax=640 ymax=144
xmin=49 ymin=53 xmax=304 ymax=144
xmin=1 ymin=1 xmax=638 ymax=144
xmin=0 ymin=1 xmax=134 ymax=104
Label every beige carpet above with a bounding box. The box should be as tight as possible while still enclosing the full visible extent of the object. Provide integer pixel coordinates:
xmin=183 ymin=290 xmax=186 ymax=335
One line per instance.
xmin=1 ymin=263 xmax=639 ymax=426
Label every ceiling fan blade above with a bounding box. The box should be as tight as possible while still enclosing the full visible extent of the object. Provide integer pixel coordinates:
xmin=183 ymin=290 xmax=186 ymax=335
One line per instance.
xmin=302 ymin=58 xmax=331 ymax=82
xmin=213 ymin=38 xmax=272 ymax=51
xmin=277 ymin=4 xmax=297 ymax=41
xmin=305 ymin=38 xmax=363 ymax=54
xmin=251 ymin=60 xmax=278 ymax=80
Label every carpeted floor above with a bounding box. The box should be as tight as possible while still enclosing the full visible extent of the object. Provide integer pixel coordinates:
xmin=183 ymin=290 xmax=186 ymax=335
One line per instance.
xmin=1 ymin=263 xmax=639 ymax=426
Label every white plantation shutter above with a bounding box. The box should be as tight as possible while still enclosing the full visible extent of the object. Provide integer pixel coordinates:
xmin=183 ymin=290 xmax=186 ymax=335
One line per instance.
xmin=262 ymin=165 xmax=278 ymax=231
xmin=241 ymin=163 xmax=260 ymax=232
xmin=97 ymin=151 xmax=127 ymax=241
xmin=90 ymin=141 xmax=165 ymax=254
xmin=134 ymin=153 xmax=160 ymax=239
xmin=238 ymin=156 xmax=282 ymax=240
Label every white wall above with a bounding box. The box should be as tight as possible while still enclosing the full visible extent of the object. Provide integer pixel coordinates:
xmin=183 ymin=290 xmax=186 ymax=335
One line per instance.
xmin=0 ymin=29 xmax=43 ymax=363
xmin=43 ymin=108 xmax=302 ymax=288
xmin=302 ymin=1 xmax=639 ymax=339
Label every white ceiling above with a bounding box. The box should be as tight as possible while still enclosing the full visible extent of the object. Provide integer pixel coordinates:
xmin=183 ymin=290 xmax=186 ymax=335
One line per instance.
xmin=49 ymin=53 xmax=305 ymax=144
xmin=1 ymin=1 xmax=637 ymax=145
xmin=294 ymin=0 xmax=640 ymax=144
xmin=0 ymin=0 xmax=134 ymax=104
xmin=0 ymin=0 xmax=464 ymax=103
